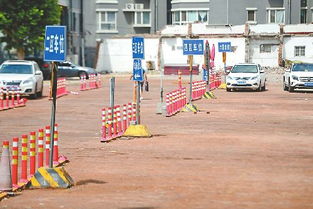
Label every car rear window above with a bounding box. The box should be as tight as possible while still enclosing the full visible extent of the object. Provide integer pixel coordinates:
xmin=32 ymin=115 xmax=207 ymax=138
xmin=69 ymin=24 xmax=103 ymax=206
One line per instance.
xmin=293 ymin=64 xmax=313 ymax=72
xmin=0 ymin=64 xmax=33 ymax=74
xmin=231 ymin=65 xmax=258 ymax=73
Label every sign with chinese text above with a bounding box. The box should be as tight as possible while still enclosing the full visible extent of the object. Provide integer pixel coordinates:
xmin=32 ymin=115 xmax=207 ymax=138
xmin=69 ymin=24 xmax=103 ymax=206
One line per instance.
xmin=218 ymin=42 xmax=231 ymax=52
xmin=183 ymin=40 xmax=204 ymax=55
xmin=133 ymin=59 xmax=143 ymax=81
xmin=132 ymin=37 xmax=144 ymax=59
xmin=44 ymin=26 xmax=66 ymax=62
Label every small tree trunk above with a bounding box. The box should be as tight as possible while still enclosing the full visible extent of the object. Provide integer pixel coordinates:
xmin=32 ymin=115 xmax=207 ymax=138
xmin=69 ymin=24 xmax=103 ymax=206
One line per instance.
xmin=17 ymin=48 xmax=25 ymax=60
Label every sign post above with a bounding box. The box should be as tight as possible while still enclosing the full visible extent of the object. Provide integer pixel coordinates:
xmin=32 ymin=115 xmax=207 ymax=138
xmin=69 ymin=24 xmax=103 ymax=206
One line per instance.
xmin=44 ymin=26 xmax=66 ymax=168
xmin=218 ymin=42 xmax=231 ymax=73
xmin=132 ymin=37 xmax=144 ymax=125
xmin=183 ymin=39 xmax=204 ymax=105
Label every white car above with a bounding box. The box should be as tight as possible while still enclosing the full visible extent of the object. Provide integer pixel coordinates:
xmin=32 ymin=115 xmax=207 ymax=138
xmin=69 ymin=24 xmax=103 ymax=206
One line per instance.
xmin=226 ymin=63 xmax=266 ymax=92
xmin=283 ymin=63 xmax=313 ymax=92
xmin=0 ymin=60 xmax=44 ymax=98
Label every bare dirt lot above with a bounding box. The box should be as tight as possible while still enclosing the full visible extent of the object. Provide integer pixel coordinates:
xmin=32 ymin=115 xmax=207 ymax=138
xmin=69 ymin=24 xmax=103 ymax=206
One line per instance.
xmin=1 ymin=72 xmax=313 ymax=209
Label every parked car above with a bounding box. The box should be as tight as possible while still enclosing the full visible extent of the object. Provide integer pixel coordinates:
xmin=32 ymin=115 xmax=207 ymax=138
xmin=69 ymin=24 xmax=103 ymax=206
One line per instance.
xmin=283 ymin=63 xmax=313 ymax=92
xmin=226 ymin=63 xmax=266 ymax=92
xmin=57 ymin=61 xmax=97 ymax=79
xmin=25 ymin=57 xmax=52 ymax=80
xmin=0 ymin=60 xmax=44 ymax=99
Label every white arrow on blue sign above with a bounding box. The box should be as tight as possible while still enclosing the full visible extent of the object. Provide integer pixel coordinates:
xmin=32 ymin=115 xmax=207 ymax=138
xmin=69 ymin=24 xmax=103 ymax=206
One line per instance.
xmin=133 ymin=59 xmax=144 ymax=81
xmin=44 ymin=26 xmax=67 ymax=62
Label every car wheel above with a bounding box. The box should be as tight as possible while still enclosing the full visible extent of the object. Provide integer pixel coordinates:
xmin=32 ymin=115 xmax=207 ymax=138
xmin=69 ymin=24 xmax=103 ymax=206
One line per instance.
xmin=226 ymin=87 xmax=231 ymax=92
xmin=79 ymin=71 xmax=88 ymax=79
xmin=288 ymin=80 xmax=294 ymax=92
xmin=30 ymin=84 xmax=38 ymax=99
xmin=261 ymin=82 xmax=266 ymax=91
xmin=36 ymin=83 xmax=43 ymax=98
xmin=283 ymin=79 xmax=288 ymax=91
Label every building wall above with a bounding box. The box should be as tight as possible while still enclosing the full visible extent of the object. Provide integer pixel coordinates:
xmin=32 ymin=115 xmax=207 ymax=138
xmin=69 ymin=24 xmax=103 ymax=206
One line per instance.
xmin=284 ymin=36 xmax=313 ymax=63
xmin=249 ymin=39 xmax=280 ymax=67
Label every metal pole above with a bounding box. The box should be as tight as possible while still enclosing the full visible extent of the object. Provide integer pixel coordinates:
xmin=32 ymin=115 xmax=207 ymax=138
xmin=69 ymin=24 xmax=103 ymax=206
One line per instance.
xmin=49 ymin=62 xmax=58 ymax=168
xmin=189 ymin=55 xmax=193 ymax=104
xmin=110 ymin=77 xmax=115 ymax=117
xmin=136 ymin=81 xmax=141 ymax=124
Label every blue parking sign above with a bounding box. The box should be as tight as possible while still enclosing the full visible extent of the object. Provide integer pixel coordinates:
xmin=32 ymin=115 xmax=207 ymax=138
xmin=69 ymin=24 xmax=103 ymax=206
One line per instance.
xmin=183 ymin=40 xmax=204 ymax=55
xmin=133 ymin=59 xmax=143 ymax=81
xmin=132 ymin=37 xmax=144 ymax=59
xmin=44 ymin=26 xmax=67 ymax=62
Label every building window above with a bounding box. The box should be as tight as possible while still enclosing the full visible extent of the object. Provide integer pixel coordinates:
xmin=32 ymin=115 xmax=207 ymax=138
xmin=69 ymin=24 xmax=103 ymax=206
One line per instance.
xmin=172 ymin=10 xmax=209 ymax=25
xmin=260 ymin=44 xmax=272 ymax=53
xmin=301 ymin=8 xmax=307 ymax=23
xmin=301 ymin=0 xmax=307 ymax=7
xmin=246 ymin=8 xmax=257 ymax=23
xmin=134 ymin=12 xmax=151 ymax=26
xmin=267 ymin=9 xmax=285 ymax=24
xmin=97 ymin=11 xmax=117 ymax=32
xmin=295 ymin=46 xmax=305 ymax=57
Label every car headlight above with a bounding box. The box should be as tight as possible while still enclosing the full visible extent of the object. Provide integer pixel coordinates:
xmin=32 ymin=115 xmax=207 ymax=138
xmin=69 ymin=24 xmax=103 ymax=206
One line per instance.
xmin=292 ymin=75 xmax=299 ymax=81
xmin=251 ymin=76 xmax=259 ymax=80
xmin=22 ymin=79 xmax=34 ymax=85
xmin=227 ymin=76 xmax=233 ymax=80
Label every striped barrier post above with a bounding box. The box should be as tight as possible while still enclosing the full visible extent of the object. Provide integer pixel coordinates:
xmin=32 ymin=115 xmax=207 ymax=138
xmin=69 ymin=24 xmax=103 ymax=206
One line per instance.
xmin=20 ymin=134 xmax=28 ymax=183
xmin=107 ymin=108 xmax=113 ymax=140
xmin=122 ymin=104 xmax=128 ymax=132
xmin=132 ymin=103 xmax=136 ymax=122
xmin=11 ymin=137 xmax=19 ymax=188
xmin=113 ymin=107 xmax=118 ymax=136
xmin=45 ymin=126 xmax=51 ymax=167
xmin=38 ymin=129 xmax=44 ymax=168
xmin=53 ymin=131 xmax=59 ymax=165
xmin=116 ymin=105 xmax=121 ymax=136
xmin=5 ymin=90 xmax=9 ymax=110
xmin=101 ymin=108 xmax=107 ymax=140
xmin=29 ymin=132 xmax=36 ymax=176
xmin=127 ymin=103 xmax=133 ymax=125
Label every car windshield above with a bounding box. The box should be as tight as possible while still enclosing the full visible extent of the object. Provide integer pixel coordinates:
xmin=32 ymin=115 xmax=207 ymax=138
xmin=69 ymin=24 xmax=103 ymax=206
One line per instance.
xmin=292 ymin=64 xmax=313 ymax=72
xmin=0 ymin=64 xmax=33 ymax=74
xmin=231 ymin=65 xmax=258 ymax=73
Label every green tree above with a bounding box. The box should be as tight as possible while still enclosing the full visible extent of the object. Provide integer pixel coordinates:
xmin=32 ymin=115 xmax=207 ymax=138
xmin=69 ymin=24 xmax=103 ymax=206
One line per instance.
xmin=0 ymin=0 xmax=61 ymax=59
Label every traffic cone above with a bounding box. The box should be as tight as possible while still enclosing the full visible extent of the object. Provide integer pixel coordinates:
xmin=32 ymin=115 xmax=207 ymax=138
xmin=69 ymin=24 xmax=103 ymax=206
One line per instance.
xmin=0 ymin=141 xmax=12 ymax=191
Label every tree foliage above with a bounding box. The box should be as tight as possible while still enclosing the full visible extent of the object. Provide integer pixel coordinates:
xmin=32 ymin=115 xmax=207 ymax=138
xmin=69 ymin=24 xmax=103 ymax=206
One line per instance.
xmin=0 ymin=0 xmax=61 ymax=59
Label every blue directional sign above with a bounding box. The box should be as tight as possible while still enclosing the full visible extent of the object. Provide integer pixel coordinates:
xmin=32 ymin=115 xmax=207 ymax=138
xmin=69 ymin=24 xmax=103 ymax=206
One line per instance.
xmin=132 ymin=37 xmax=144 ymax=59
xmin=133 ymin=59 xmax=143 ymax=81
xmin=218 ymin=42 xmax=232 ymax=52
xmin=202 ymin=69 xmax=208 ymax=81
xmin=183 ymin=40 xmax=204 ymax=55
xmin=44 ymin=26 xmax=67 ymax=62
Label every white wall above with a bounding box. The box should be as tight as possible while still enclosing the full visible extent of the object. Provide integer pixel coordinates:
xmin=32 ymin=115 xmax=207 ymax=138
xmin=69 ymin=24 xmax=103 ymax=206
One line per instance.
xmin=96 ymin=38 xmax=159 ymax=73
xmin=249 ymin=39 xmax=279 ymax=67
xmin=284 ymin=36 xmax=313 ymax=63
xmin=162 ymin=37 xmax=246 ymax=71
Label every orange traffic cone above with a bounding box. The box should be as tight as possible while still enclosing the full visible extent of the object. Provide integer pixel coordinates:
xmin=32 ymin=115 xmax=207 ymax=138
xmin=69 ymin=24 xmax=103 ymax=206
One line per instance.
xmin=0 ymin=141 xmax=12 ymax=191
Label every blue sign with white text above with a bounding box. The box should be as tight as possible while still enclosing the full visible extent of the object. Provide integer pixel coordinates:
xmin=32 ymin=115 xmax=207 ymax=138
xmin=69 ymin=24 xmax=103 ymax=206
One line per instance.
xmin=203 ymin=69 xmax=208 ymax=81
xmin=133 ymin=59 xmax=143 ymax=81
xmin=132 ymin=37 xmax=144 ymax=59
xmin=44 ymin=26 xmax=67 ymax=62
xmin=218 ymin=42 xmax=231 ymax=52
xmin=183 ymin=40 xmax=204 ymax=55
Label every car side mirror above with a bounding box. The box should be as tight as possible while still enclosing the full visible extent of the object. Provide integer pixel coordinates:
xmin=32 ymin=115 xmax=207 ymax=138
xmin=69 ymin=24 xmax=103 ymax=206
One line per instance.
xmin=35 ymin=71 xmax=42 ymax=75
xmin=285 ymin=68 xmax=291 ymax=72
xmin=260 ymin=69 xmax=265 ymax=73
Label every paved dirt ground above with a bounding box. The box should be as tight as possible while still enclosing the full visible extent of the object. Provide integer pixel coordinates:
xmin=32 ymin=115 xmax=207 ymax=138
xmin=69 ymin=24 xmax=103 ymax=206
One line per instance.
xmin=0 ymin=72 xmax=313 ymax=209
